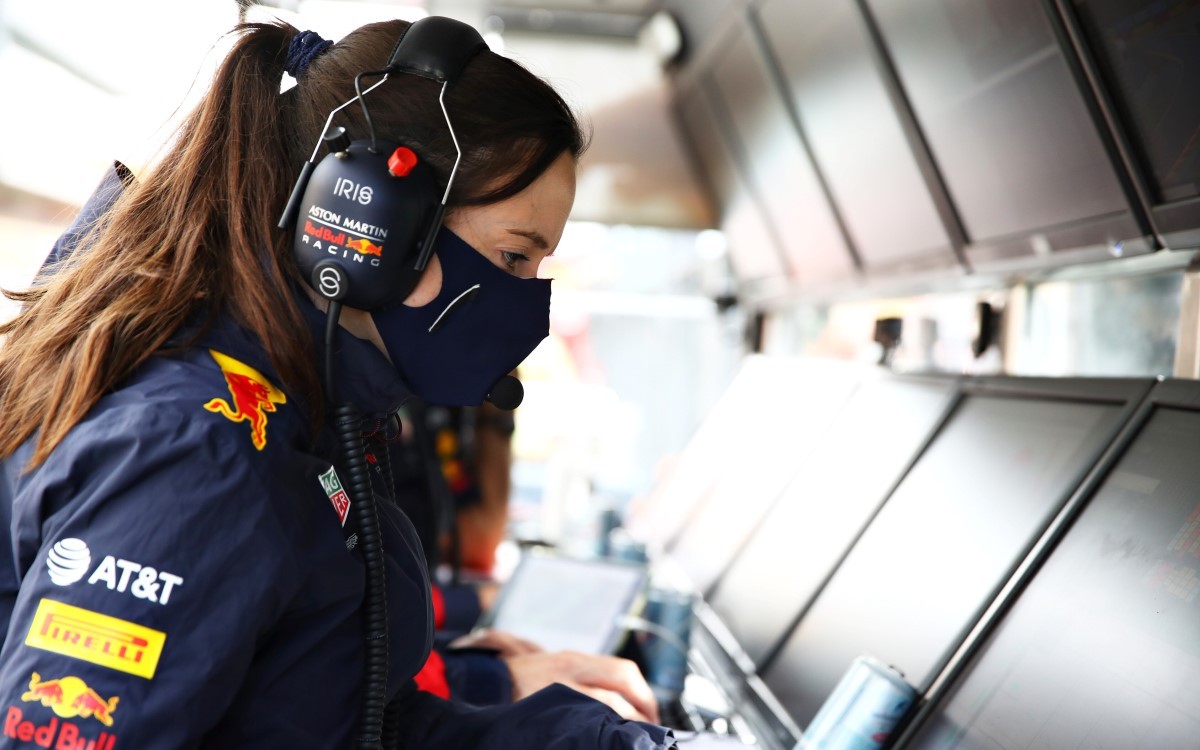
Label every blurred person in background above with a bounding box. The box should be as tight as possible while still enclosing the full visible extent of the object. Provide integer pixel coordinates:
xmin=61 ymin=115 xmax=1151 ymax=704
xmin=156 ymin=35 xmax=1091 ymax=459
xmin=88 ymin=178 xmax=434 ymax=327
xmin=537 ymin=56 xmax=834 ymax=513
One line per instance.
xmin=389 ymin=392 xmax=657 ymax=718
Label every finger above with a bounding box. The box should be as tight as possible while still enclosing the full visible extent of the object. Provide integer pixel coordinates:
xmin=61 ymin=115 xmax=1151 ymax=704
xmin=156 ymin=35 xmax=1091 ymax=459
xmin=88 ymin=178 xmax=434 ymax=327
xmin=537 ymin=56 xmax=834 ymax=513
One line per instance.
xmin=510 ymin=635 xmax=543 ymax=655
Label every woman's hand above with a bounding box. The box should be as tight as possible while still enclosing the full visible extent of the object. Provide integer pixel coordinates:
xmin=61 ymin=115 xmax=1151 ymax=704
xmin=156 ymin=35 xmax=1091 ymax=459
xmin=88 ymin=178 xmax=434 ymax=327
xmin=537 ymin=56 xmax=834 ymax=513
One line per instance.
xmin=503 ymin=650 xmax=661 ymax=724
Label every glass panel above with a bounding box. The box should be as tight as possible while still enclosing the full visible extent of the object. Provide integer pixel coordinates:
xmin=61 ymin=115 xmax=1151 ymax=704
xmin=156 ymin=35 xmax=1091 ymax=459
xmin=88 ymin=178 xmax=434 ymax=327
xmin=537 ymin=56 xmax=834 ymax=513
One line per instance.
xmin=709 ymin=18 xmax=856 ymax=283
xmin=1073 ymin=0 xmax=1200 ymax=204
xmin=759 ymin=0 xmax=956 ymax=269
xmin=867 ymin=0 xmax=1129 ymax=241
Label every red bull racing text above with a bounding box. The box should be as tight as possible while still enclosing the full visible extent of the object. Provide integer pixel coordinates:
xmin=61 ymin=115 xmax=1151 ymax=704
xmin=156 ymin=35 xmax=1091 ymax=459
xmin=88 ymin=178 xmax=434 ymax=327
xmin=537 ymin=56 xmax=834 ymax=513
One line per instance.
xmin=301 ymin=208 xmax=385 ymax=267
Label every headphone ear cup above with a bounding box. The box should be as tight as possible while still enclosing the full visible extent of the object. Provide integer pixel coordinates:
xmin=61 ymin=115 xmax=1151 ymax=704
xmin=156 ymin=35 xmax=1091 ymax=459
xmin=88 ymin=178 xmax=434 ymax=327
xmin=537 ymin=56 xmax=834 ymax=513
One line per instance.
xmin=293 ymin=140 xmax=439 ymax=310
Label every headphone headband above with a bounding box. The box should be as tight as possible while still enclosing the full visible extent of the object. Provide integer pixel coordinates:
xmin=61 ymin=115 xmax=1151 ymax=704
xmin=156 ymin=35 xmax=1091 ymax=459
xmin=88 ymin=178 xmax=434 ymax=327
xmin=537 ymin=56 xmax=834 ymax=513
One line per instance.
xmin=283 ymin=16 xmax=489 ymax=311
xmin=387 ymin=16 xmax=488 ymax=83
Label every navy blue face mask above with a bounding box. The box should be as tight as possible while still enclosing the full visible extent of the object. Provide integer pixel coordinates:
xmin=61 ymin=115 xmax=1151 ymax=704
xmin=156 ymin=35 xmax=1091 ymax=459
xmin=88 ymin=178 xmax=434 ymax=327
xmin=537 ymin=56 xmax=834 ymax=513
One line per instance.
xmin=371 ymin=229 xmax=551 ymax=406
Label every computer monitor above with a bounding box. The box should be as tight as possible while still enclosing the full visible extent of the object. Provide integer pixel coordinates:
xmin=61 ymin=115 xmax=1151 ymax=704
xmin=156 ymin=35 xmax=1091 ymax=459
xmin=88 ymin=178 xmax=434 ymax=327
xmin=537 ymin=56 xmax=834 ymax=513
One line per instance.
xmin=904 ymin=378 xmax=1200 ymax=749
xmin=661 ymin=358 xmax=865 ymax=595
xmin=704 ymin=373 xmax=958 ymax=668
xmin=760 ymin=376 xmax=1154 ymax=729
xmin=625 ymin=356 xmax=864 ymax=559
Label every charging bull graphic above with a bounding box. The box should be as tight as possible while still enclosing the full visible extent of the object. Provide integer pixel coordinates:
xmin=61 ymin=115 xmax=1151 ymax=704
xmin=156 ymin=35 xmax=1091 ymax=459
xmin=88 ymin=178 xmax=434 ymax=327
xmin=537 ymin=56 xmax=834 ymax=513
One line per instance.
xmin=22 ymin=673 xmax=119 ymax=727
xmin=345 ymin=237 xmax=383 ymax=256
xmin=203 ymin=349 xmax=287 ymax=451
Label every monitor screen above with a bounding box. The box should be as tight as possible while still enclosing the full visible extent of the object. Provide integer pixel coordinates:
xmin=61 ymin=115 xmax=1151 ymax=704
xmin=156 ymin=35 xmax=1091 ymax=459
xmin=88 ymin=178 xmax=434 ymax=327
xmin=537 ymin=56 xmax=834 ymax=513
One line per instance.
xmin=706 ymin=375 xmax=956 ymax=667
xmin=762 ymin=388 xmax=1131 ymax=728
xmin=909 ymin=404 xmax=1200 ymax=749
xmin=625 ymin=356 xmax=862 ymax=554
xmin=865 ymin=0 xmax=1130 ymax=244
xmin=1072 ymin=0 xmax=1200 ymax=206
xmin=664 ymin=364 xmax=863 ymax=595
xmin=485 ymin=552 xmax=647 ymax=655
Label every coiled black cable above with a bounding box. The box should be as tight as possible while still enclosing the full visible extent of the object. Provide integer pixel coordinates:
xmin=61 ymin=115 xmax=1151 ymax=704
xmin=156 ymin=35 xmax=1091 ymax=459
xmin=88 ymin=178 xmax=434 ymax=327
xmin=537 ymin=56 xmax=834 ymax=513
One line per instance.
xmin=381 ymin=693 xmax=403 ymax=750
xmin=333 ymin=400 xmax=389 ymax=748
xmin=325 ymin=302 xmax=389 ymax=750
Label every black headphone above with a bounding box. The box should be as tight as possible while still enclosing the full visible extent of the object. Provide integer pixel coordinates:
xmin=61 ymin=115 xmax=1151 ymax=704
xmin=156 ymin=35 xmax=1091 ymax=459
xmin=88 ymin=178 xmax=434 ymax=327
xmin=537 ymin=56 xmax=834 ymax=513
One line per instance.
xmin=278 ymin=16 xmax=488 ymax=312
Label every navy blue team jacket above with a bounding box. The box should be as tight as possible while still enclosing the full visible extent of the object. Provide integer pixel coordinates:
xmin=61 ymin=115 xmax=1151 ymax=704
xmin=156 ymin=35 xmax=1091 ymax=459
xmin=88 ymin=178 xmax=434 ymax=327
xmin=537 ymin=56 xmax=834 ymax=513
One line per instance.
xmin=0 ymin=165 xmax=675 ymax=749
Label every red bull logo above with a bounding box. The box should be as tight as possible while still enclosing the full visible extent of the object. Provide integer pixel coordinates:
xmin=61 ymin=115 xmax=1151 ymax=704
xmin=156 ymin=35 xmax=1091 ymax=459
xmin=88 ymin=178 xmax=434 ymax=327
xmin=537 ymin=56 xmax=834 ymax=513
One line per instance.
xmin=203 ymin=350 xmax=287 ymax=451
xmin=5 ymin=705 xmax=116 ymax=749
xmin=345 ymin=237 xmax=383 ymax=257
xmin=21 ymin=673 xmax=118 ymax=727
xmin=303 ymin=220 xmax=347 ymax=246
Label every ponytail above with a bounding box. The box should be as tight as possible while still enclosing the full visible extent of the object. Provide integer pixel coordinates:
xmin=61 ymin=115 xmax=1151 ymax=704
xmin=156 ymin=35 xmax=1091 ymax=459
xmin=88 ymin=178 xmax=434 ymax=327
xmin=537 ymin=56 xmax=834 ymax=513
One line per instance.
xmin=0 ymin=22 xmax=322 ymax=467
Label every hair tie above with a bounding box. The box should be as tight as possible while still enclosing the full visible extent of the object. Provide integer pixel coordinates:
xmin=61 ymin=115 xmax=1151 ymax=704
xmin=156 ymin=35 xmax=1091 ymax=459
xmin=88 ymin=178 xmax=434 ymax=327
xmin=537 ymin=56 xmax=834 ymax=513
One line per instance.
xmin=285 ymin=30 xmax=333 ymax=78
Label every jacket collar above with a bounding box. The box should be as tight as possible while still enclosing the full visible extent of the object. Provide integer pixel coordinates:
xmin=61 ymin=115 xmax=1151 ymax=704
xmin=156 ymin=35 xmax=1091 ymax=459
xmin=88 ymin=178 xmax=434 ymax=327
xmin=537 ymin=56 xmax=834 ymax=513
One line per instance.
xmin=295 ymin=290 xmax=413 ymax=416
xmin=184 ymin=291 xmax=412 ymax=421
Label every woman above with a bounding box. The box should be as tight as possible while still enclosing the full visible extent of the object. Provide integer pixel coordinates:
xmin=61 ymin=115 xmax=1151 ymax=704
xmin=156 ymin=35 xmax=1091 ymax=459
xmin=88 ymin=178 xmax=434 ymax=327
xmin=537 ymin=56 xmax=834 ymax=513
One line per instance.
xmin=0 ymin=17 xmax=674 ymax=750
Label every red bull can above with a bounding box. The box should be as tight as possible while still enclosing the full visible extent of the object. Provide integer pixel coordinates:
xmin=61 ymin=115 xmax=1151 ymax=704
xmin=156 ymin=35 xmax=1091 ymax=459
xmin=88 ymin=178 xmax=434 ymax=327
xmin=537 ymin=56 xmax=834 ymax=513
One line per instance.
xmin=798 ymin=656 xmax=917 ymax=750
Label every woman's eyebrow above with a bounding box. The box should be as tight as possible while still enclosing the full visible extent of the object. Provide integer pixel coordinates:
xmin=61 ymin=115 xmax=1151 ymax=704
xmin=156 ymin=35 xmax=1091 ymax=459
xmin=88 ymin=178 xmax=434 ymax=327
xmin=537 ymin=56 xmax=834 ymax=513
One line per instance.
xmin=506 ymin=228 xmax=549 ymax=250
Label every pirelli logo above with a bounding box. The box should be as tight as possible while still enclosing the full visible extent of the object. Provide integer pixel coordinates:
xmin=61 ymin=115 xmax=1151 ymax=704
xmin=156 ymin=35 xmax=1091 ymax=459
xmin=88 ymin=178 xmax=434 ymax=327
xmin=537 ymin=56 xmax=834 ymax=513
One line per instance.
xmin=24 ymin=599 xmax=166 ymax=679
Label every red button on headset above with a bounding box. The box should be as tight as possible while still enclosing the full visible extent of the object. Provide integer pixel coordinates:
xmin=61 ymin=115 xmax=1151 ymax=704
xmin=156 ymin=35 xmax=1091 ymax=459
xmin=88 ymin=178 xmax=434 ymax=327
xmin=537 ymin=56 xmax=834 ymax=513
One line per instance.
xmin=388 ymin=147 xmax=418 ymax=177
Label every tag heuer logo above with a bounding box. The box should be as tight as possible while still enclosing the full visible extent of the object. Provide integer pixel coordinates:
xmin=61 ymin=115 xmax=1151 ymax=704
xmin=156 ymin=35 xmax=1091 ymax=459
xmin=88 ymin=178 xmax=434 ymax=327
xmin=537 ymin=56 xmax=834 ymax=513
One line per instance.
xmin=319 ymin=467 xmax=351 ymax=527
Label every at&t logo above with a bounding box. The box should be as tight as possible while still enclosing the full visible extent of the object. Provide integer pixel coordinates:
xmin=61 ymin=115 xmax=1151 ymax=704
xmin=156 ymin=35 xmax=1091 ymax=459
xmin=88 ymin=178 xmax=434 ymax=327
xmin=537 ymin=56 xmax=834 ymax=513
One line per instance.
xmin=44 ymin=539 xmax=183 ymax=606
xmin=46 ymin=539 xmax=90 ymax=586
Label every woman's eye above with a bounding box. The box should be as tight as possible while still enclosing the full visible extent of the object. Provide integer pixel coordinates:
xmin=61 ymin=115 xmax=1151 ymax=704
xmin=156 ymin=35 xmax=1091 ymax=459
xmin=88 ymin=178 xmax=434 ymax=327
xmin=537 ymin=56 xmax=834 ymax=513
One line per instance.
xmin=501 ymin=251 xmax=529 ymax=271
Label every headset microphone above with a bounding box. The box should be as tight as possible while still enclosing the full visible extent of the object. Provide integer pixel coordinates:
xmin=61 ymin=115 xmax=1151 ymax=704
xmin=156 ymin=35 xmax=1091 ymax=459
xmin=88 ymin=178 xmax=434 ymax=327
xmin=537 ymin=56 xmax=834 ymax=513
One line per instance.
xmin=486 ymin=375 xmax=524 ymax=410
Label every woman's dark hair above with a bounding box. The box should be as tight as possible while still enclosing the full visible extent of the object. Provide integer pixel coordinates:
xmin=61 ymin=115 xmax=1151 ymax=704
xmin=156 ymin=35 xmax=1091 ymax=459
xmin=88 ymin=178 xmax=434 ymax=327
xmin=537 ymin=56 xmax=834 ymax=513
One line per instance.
xmin=286 ymin=20 xmax=588 ymax=205
xmin=0 ymin=18 xmax=588 ymax=467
